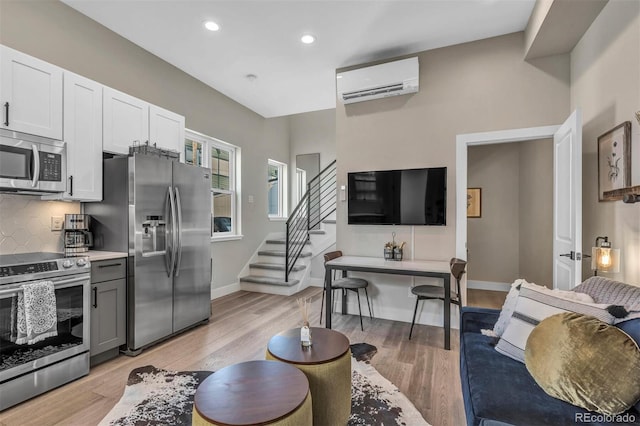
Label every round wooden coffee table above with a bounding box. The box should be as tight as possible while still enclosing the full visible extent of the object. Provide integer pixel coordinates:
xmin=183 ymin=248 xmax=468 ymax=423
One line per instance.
xmin=192 ymin=360 xmax=312 ymax=426
xmin=266 ymin=327 xmax=351 ymax=426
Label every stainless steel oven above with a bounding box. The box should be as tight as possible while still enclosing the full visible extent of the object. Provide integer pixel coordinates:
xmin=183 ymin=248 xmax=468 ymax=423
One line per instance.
xmin=0 ymin=129 xmax=66 ymax=193
xmin=0 ymin=252 xmax=90 ymax=411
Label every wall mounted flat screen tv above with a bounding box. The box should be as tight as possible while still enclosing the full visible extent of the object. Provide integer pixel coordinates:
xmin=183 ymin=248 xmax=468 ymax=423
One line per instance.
xmin=348 ymin=167 xmax=446 ymax=226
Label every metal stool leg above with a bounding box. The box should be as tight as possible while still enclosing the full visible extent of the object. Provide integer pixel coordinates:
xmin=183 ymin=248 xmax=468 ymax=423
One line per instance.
xmin=356 ymin=289 xmax=364 ymax=331
xmin=364 ymin=287 xmax=372 ymax=319
xmin=320 ymin=287 xmax=325 ymax=325
xmin=409 ymin=297 xmax=420 ymax=340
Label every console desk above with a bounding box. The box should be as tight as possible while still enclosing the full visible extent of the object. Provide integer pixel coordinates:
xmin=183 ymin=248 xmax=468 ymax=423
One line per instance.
xmin=324 ymin=256 xmax=452 ymax=350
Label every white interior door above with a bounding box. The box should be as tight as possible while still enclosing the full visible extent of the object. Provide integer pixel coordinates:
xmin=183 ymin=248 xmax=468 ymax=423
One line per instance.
xmin=456 ymin=110 xmax=583 ymax=298
xmin=553 ymin=109 xmax=582 ymax=290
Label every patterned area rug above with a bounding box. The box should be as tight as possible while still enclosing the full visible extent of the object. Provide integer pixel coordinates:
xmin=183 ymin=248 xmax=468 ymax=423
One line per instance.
xmin=99 ymin=343 xmax=430 ymax=426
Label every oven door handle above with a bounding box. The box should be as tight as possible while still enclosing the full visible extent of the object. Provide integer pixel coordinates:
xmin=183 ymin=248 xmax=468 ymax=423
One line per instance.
xmin=31 ymin=144 xmax=40 ymax=188
xmin=0 ymin=275 xmax=90 ymax=296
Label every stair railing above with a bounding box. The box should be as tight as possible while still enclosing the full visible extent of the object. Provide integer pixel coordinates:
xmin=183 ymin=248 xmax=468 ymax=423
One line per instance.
xmin=285 ymin=159 xmax=337 ymax=282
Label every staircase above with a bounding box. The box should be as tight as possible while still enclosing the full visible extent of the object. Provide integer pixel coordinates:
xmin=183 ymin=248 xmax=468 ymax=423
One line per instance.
xmin=239 ymin=160 xmax=337 ymax=295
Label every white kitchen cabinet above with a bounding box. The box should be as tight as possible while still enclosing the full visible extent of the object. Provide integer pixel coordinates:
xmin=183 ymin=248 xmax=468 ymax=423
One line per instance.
xmin=150 ymin=104 xmax=185 ymax=161
xmin=45 ymin=72 xmax=103 ymax=202
xmin=103 ymin=87 xmax=149 ymax=155
xmin=103 ymin=87 xmax=184 ymax=159
xmin=0 ymin=45 xmax=63 ymax=140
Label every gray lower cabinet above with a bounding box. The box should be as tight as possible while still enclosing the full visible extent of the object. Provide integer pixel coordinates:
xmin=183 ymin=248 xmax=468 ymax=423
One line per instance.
xmin=90 ymin=258 xmax=126 ymax=365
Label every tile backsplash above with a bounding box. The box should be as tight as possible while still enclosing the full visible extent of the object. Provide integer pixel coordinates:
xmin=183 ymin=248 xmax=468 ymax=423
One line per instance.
xmin=0 ymin=194 xmax=80 ymax=255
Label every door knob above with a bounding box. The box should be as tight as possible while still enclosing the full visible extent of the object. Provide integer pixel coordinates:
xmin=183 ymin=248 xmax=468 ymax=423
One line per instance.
xmin=559 ymin=251 xmax=582 ymax=261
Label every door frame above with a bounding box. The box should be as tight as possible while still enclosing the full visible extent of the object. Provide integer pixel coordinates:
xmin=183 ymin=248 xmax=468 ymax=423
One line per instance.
xmin=455 ymin=125 xmax=560 ymax=300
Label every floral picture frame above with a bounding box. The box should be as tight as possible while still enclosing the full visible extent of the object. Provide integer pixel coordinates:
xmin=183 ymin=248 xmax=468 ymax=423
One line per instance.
xmin=598 ymin=121 xmax=631 ymax=201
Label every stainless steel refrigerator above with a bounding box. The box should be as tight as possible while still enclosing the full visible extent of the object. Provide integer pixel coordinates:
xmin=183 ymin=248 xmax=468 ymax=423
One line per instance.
xmin=87 ymin=153 xmax=211 ymax=354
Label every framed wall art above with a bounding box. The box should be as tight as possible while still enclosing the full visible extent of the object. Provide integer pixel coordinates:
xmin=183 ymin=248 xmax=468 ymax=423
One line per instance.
xmin=467 ymin=188 xmax=481 ymax=218
xmin=598 ymin=121 xmax=631 ymax=201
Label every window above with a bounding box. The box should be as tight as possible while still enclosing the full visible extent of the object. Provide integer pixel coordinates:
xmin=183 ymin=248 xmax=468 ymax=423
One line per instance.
xmin=185 ymin=130 xmax=241 ymax=240
xmin=268 ymin=159 xmax=287 ymax=218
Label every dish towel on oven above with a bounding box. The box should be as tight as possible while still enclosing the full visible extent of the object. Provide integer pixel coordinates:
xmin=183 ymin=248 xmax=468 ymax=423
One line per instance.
xmin=14 ymin=281 xmax=58 ymax=345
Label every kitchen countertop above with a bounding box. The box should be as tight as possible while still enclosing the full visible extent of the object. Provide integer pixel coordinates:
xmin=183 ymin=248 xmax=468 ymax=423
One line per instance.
xmin=86 ymin=251 xmax=128 ymax=262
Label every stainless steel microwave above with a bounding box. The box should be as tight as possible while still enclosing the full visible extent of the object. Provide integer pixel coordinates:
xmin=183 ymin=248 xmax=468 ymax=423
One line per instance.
xmin=0 ymin=129 xmax=66 ymax=193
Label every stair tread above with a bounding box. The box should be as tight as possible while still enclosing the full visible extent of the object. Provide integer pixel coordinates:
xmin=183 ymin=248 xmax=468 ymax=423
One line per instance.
xmin=308 ymin=230 xmax=326 ymax=235
xmin=240 ymin=276 xmax=299 ymax=287
xmin=265 ymin=239 xmax=310 ymax=245
xmin=322 ymin=219 xmax=336 ymax=224
xmin=250 ymin=263 xmax=305 ymax=271
xmin=258 ymin=250 xmax=312 ymax=257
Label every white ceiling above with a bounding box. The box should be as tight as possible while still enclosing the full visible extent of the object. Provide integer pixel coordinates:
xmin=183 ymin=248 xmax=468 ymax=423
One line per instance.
xmin=62 ymin=0 xmax=536 ymax=118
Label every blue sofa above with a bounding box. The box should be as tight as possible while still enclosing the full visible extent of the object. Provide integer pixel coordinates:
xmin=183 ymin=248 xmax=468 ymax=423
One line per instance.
xmin=460 ymin=303 xmax=640 ymax=425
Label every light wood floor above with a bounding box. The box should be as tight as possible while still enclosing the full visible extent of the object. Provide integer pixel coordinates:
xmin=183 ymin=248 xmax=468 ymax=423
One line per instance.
xmin=0 ymin=287 xmax=505 ymax=426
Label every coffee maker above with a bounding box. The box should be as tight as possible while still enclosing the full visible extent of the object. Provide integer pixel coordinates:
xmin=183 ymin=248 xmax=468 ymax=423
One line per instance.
xmin=64 ymin=214 xmax=93 ymax=256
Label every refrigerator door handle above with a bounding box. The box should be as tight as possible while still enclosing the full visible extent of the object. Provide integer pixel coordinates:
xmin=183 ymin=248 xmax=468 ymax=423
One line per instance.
xmin=165 ymin=185 xmax=177 ymax=277
xmin=174 ymin=186 xmax=183 ymax=277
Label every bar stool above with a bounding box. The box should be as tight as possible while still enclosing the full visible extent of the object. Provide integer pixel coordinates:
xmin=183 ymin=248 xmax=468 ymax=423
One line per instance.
xmin=409 ymin=257 xmax=466 ymax=340
xmin=320 ymin=250 xmax=372 ymax=331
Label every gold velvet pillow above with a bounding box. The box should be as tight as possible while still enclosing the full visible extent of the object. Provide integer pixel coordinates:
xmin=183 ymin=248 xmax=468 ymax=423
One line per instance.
xmin=525 ymin=312 xmax=640 ymax=415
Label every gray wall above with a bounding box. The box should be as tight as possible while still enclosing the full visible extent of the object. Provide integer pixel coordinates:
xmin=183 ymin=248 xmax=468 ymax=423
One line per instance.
xmin=0 ymin=0 xmax=290 ymax=292
xmin=467 ymin=140 xmax=553 ymax=288
xmin=518 ymin=139 xmax=553 ymax=287
xmin=335 ymin=32 xmax=569 ymax=324
xmin=571 ymin=0 xmax=640 ymax=285
xmin=467 ymin=144 xmax=521 ymax=283
xmin=289 ymin=108 xmax=337 ymax=190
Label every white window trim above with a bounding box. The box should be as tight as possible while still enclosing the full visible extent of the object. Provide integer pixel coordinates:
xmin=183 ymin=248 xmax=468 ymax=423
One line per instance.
xmin=185 ymin=129 xmax=242 ymax=242
xmin=268 ymin=158 xmax=288 ymax=219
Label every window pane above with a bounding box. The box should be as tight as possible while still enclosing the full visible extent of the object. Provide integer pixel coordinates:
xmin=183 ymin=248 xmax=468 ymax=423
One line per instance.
xmin=212 ymin=192 xmax=232 ymax=232
xmin=268 ymin=164 xmax=279 ymax=182
xmin=212 ymin=175 xmax=230 ymax=190
xmin=212 ymin=148 xmax=230 ymax=190
xmin=185 ymin=139 xmax=203 ymax=166
xmin=268 ymin=164 xmax=280 ymax=216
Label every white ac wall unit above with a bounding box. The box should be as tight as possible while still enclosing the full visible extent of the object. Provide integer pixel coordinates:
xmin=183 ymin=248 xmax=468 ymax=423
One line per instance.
xmin=336 ymin=57 xmax=419 ymax=104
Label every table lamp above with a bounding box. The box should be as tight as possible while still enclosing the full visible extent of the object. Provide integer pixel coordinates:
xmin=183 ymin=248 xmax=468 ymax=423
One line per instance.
xmin=591 ymin=236 xmax=620 ymax=276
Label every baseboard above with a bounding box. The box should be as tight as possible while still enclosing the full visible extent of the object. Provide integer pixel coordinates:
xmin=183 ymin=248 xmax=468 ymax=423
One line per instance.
xmin=211 ymin=282 xmax=240 ymax=299
xmin=467 ymin=280 xmax=510 ymax=292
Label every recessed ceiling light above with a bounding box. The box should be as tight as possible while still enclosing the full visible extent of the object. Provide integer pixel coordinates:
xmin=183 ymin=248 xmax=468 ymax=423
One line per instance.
xmin=204 ymin=21 xmax=220 ymax=32
xmin=301 ymin=34 xmax=316 ymax=44
xmin=245 ymin=74 xmax=258 ymax=82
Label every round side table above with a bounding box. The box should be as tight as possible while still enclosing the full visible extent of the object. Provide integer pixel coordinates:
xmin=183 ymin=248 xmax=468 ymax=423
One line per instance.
xmin=192 ymin=360 xmax=312 ymax=426
xmin=266 ymin=327 xmax=351 ymax=426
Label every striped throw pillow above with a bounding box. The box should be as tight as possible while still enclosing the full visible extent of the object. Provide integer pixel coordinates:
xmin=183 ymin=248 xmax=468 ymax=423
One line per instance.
xmin=495 ymin=283 xmax=617 ymax=363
